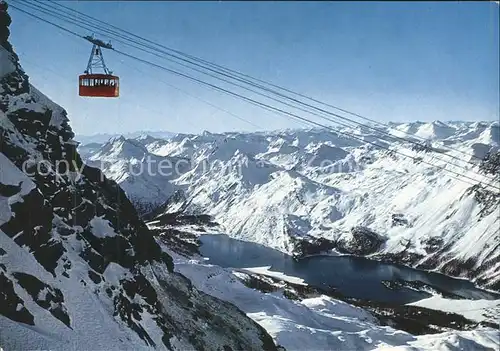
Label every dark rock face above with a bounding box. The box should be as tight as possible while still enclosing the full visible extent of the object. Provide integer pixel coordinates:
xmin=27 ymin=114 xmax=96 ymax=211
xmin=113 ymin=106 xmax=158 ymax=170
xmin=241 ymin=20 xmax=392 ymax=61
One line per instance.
xmin=340 ymin=226 xmax=386 ymax=256
xmin=0 ymin=271 xmax=35 ymax=325
xmin=0 ymin=3 xmax=29 ymax=97
xmin=147 ymin=207 xmax=219 ymax=258
xmin=0 ymin=182 xmax=20 ymax=196
xmin=411 ymin=141 xmax=433 ymax=153
xmin=391 ymin=213 xmax=410 ymax=227
xmin=0 ymin=4 xmax=278 ymax=349
xmin=479 ymin=150 xmax=500 ymax=176
xmin=466 ymin=184 xmax=500 ymax=219
xmin=288 ymin=227 xmax=387 ymax=260
xmin=421 ymin=237 xmax=444 ymax=254
xmin=288 ymin=227 xmax=386 ymax=259
xmin=289 ymin=235 xmax=337 ymax=259
xmin=12 ymin=272 xmax=70 ymax=328
xmin=155 ymin=212 xmax=215 ymax=227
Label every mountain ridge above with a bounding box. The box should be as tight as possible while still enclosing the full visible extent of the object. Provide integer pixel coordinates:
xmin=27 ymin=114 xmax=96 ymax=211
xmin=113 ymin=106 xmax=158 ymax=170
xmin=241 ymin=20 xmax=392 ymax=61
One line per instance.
xmin=76 ymin=131 xmax=176 ymax=145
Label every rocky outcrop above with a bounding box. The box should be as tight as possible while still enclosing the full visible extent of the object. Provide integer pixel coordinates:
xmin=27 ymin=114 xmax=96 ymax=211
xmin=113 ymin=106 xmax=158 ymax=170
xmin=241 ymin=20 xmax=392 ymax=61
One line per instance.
xmin=391 ymin=213 xmax=410 ymax=227
xmin=466 ymin=184 xmax=500 ymax=219
xmin=340 ymin=226 xmax=387 ymax=256
xmin=479 ymin=150 xmax=500 ymax=176
xmin=288 ymin=227 xmax=387 ymax=259
xmin=289 ymin=235 xmax=337 ymax=259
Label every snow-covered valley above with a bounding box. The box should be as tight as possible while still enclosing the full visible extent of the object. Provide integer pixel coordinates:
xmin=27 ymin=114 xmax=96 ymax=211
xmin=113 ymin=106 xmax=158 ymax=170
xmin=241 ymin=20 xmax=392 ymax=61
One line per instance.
xmin=149 ymin=213 xmax=500 ymax=351
xmin=169 ymin=247 xmax=500 ymax=351
xmin=80 ymin=119 xmax=500 ymax=292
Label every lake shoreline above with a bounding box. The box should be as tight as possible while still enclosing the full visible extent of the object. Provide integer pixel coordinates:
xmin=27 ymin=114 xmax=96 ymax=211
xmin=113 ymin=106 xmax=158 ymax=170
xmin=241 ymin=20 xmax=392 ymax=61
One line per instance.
xmin=296 ymin=251 xmax=500 ymax=297
xmin=198 ymin=233 xmax=500 ymax=303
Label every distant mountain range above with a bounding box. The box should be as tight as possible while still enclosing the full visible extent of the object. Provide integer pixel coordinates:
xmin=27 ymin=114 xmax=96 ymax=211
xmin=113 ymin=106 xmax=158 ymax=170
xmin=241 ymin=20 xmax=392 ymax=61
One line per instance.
xmin=75 ymin=130 xmax=176 ymax=145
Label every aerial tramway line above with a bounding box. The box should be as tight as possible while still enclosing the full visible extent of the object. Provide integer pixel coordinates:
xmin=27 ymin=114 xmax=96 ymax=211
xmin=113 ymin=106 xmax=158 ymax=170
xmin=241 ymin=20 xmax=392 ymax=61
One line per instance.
xmin=6 ymin=0 xmax=500 ymax=193
xmin=78 ymin=35 xmax=119 ymax=97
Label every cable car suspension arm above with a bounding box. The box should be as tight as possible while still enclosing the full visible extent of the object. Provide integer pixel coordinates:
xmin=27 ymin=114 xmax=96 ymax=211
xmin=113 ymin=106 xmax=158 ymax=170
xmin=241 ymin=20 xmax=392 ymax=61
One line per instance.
xmin=83 ymin=35 xmax=113 ymax=75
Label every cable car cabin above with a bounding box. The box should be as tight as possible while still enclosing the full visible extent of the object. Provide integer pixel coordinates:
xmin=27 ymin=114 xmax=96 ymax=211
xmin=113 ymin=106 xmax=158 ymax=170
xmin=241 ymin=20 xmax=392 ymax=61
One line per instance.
xmin=79 ymin=74 xmax=119 ymax=97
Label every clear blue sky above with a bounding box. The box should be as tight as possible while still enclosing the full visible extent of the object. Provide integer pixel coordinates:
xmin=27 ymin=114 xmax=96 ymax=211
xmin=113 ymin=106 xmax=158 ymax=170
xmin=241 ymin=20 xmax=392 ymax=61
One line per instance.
xmin=6 ymin=1 xmax=500 ymax=136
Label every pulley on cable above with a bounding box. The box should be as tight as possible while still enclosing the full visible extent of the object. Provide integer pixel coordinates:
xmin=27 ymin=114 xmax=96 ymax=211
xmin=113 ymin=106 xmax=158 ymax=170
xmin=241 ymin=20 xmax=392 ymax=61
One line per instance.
xmin=79 ymin=35 xmax=119 ymax=97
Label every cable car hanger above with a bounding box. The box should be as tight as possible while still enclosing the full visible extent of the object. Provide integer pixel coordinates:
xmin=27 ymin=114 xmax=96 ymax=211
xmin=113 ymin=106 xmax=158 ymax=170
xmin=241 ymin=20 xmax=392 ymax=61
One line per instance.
xmin=78 ymin=34 xmax=119 ymax=98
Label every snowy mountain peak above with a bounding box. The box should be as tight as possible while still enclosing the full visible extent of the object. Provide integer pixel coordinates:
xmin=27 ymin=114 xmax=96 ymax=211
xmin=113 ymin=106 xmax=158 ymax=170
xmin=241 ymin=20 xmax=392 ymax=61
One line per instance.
xmin=134 ymin=134 xmax=165 ymax=146
xmin=92 ymin=135 xmax=149 ymax=161
xmin=108 ymin=134 xmax=127 ymax=143
xmin=411 ymin=121 xmax=456 ymax=140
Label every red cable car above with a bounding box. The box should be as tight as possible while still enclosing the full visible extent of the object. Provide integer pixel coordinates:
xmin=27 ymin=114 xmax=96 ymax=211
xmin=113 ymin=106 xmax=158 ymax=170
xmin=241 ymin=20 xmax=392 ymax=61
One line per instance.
xmin=79 ymin=35 xmax=119 ymax=98
xmin=79 ymin=74 xmax=119 ymax=97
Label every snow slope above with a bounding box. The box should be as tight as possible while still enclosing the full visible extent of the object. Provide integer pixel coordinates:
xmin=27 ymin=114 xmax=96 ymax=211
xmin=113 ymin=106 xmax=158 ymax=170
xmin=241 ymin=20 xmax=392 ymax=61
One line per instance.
xmin=83 ymin=119 xmax=500 ymax=290
xmin=165 ymin=247 xmax=500 ymax=351
xmin=408 ymin=295 xmax=500 ymax=325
